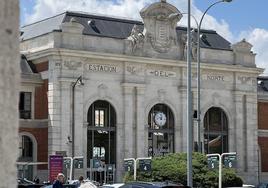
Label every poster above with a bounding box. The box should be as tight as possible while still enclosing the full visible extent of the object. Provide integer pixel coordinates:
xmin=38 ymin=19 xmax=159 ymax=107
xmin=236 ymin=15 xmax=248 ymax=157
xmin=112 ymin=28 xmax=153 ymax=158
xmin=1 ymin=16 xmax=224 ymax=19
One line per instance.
xmin=49 ymin=155 xmax=63 ymax=183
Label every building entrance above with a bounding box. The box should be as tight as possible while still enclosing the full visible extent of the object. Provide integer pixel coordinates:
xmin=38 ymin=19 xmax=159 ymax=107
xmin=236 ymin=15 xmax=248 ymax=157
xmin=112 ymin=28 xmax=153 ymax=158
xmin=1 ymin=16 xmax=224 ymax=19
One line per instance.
xmin=87 ymin=100 xmax=116 ymax=183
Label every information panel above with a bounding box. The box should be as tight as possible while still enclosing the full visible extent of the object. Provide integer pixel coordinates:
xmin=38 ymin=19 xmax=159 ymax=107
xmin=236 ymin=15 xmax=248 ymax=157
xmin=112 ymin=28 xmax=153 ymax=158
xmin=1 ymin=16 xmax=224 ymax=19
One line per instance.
xmin=49 ymin=155 xmax=63 ymax=182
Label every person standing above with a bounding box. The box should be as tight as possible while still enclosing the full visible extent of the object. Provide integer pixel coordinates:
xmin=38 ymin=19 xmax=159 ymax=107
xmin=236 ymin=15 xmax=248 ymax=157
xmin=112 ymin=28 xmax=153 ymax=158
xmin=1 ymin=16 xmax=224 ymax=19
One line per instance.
xmin=53 ymin=173 xmax=65 ymax=188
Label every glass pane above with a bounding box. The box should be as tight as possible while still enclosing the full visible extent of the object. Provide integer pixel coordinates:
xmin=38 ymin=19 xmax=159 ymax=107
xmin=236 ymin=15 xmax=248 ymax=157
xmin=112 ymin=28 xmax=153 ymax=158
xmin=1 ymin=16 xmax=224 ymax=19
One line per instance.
xmin=205 ymin=134 xmax=222 ymax=154
xmin=204 ymin=107 xmax=228 ymax=154
xmin=100 ymin=110 xmax=104 ymax=127
xmin=209 ymin=108 xmax=222 ymax=131
xmin=149 ymin=132 xmax=173 ymax=157
xmin=24 ymin=93 xmax=31 ymax=111
xmin=95 ymin=110 xmax=99 ymax=126
xmin=110 ymin=131 xmax=116 ymax=164
xmin=93 ymin=147 xmax=105 ymax=159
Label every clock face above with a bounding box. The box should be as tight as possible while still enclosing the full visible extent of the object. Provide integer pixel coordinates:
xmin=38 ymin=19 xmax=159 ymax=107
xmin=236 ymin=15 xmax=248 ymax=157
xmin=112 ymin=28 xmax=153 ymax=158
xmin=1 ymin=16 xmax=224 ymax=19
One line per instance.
xmin=154 ymin=112 xmax=167 ymax=127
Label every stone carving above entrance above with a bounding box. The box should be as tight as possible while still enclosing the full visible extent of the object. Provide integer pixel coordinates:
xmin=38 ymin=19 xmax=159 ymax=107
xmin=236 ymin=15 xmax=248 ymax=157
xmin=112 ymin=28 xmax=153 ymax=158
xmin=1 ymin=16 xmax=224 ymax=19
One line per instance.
xmin=140 ymin=0 xmax=182 ymax=53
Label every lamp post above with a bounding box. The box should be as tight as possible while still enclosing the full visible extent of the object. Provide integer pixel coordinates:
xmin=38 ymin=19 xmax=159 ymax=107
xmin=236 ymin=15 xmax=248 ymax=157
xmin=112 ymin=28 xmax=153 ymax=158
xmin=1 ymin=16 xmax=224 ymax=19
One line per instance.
xmin=196 ymin=0 xmax=232 ymax=153
xmin=185 ymin=0 xmax=232 ymax=185
xmin=186 ymin=0 xmax=192 ymax=186
xmin=71 ymin=75 xmax=84 ymax=179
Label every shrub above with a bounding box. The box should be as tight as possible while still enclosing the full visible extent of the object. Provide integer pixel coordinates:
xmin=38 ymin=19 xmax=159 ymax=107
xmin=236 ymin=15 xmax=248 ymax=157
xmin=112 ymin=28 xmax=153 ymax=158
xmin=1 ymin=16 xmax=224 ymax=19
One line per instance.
xmin=123 ymin=152 xmax=243 ymax=187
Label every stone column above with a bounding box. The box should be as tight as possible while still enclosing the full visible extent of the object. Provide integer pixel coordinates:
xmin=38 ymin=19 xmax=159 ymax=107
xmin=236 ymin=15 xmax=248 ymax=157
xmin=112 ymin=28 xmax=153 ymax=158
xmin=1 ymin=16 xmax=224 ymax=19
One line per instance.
xmin=136 ymin=85 xmax=146 ymax=158
xmin=234 ymin=92 xmax=246 ymax=174
xmin=245 ymin=94 xmax=259 ymax=184
xmin=122 ymin=83 xmax=135 ymax=158
xmin=59 ymin=79 xmax=72 ymax=155
xmin=0 ymin=0 xmax=20 ymax=187
xmin=48 ymin=60 xmax=62 ymax=154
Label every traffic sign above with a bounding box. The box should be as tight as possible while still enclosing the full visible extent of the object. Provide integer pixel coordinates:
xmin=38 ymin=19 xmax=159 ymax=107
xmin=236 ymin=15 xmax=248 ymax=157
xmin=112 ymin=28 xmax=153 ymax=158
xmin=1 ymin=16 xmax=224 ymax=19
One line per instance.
xmin=63 ymin=158 xmax=71 ymax=169
xmin=124 ymin=159 xmax=134 ymax=172
xmin=207 ymin=155 xmax=219 ymax=169
xmin=107 ymin=164 xmax=114 ymax=172
xmin=74 ymin=158 xmax=83 ymax=169
xmin=223 ymin=154 xmax=236 ymax=168
xmin=139 ymin=159 xmax=152 ymax=172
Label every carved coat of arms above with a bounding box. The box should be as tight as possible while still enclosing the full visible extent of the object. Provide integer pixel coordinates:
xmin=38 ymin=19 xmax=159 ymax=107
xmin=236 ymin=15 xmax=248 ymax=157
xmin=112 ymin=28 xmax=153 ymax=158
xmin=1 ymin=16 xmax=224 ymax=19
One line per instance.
xmin=140 ymin=0 xmax=182 ymax=53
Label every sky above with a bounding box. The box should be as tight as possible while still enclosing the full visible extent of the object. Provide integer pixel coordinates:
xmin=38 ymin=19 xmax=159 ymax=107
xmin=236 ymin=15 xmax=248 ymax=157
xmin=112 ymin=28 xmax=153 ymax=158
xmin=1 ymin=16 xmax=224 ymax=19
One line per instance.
xmin=20 ymin=0 xmax=268 ymax=75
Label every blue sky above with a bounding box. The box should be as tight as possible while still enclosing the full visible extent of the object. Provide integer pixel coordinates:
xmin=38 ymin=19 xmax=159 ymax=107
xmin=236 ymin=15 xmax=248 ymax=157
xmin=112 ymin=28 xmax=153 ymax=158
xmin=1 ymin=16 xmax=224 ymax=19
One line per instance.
xmin=20 ymin=0 xmax=268 ymax=34
xmin=19 ymin=0 xmax=268 ymax=74
xmin=194 ymin=0 xmax=268 ymax=36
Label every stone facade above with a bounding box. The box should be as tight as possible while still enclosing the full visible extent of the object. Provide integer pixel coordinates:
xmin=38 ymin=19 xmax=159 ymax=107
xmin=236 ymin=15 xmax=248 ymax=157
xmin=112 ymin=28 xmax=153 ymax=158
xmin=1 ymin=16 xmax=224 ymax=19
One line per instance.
xmin=20 ymin=0 xmax=264 ymax=185
xmin=0 ymin=0 xmax=20 ymax=187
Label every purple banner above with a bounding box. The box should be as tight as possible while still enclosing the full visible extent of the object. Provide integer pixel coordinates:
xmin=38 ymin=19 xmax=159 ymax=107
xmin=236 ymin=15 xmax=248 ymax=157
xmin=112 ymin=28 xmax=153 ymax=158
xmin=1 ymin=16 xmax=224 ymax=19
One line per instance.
xmin=49 ymin=155 xmax=63 ymax=182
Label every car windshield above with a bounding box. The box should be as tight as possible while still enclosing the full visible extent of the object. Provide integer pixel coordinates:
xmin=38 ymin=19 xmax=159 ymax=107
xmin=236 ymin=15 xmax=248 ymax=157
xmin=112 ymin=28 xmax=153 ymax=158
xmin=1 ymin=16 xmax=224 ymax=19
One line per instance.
xmin=258 ymin=183 xmax=268 ymax=188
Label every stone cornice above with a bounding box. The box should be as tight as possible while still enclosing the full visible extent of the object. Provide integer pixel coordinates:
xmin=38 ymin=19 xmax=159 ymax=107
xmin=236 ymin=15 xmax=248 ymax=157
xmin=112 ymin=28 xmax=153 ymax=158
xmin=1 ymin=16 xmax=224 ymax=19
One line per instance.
xmin=21 ymin=73 xmax=43 ymax=85
xmin=24 ymin=48 xmax=263 ymax=75
xmin=19 ymin=119 xmax=48 ymax=128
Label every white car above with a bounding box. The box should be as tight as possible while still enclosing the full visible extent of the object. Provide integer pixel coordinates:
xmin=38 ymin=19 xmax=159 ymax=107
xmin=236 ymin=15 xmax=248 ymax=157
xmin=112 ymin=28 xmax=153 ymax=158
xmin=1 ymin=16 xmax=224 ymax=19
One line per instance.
xmin=243 ymin=184 xmax=255 ymax=188
xmin=101 ymin=183 xmax=124 ymax=188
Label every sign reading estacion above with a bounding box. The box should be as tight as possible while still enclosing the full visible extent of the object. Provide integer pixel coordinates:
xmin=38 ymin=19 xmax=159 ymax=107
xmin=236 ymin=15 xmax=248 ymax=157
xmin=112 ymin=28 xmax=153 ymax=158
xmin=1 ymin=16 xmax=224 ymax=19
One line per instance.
xmin=87 ymin=64 xmax=118 ymax=73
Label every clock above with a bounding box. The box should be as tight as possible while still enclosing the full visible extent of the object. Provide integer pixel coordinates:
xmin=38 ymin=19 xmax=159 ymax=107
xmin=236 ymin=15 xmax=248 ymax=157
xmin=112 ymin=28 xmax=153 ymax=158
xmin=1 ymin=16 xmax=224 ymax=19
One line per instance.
xmin=154 ymin=112 xmax=167 ymax=126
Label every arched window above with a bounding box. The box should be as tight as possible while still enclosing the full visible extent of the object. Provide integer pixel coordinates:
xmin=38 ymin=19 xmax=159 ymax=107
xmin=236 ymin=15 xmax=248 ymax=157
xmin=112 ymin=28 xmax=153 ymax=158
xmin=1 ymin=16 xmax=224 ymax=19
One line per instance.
xmin=18 ymin=135 xmax=34 ymax=180
xmin=204 ymin=107 xmax=228 ymax=154
xmin=148 ymin=103 xmax=174 ymax=157
xmin=87 ymin=100 xmax=116 ymax=166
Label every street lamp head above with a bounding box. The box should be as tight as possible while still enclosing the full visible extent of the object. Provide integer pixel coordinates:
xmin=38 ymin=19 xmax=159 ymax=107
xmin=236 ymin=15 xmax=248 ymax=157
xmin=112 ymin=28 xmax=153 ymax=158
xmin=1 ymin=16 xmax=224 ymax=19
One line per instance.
xmin=77 ymin=76 xmax=84 ymax=86
xmin=223 ymin=0 xmax=232 ymax=2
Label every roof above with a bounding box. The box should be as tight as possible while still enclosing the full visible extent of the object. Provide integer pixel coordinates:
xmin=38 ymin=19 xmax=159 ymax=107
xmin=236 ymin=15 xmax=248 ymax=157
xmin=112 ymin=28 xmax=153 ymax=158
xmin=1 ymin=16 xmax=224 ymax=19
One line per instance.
xmin=20 ymin=11 xmax=231 ymax=51
xmin=258 ymin=76 xmax=268 ymax=92
xmin=20 ymin=55 xmax=37 ymax=74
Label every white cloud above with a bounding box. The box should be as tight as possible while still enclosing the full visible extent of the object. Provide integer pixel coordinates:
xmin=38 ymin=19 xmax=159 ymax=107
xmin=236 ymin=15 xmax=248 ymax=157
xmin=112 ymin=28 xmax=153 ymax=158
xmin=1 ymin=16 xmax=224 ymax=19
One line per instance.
xmin=240 ymin=28 xmax=268 ymax=75
xmin=23 ymin=0 xmax=266 ymax=73
xmin=24 ymin=0 xmax=233 ymax=41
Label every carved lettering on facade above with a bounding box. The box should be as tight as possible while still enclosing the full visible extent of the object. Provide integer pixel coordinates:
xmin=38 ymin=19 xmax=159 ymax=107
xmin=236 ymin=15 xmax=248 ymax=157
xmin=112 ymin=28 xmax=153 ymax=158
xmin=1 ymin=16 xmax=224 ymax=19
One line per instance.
xmin=238 ymin=76 xmax=252 ymax=84
xmin=207 ymin=75 xmax=224 ymax=81
xmin=87 ymin=64 xmax=117 ymax=73
xmin=147 ymin=69 xmax=176 ymax=78
xmin=126 ymin=65 xmax=143 ymax=75
xmin=64 ymin=61 xmax=82 ymax=70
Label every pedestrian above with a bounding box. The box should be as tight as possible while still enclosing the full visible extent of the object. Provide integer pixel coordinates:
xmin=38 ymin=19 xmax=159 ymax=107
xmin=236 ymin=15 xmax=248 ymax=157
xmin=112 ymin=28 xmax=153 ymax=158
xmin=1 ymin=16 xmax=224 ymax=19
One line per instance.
xmin=77 ymin=176 xmax=84 ymax=187
xmin=52 ymin=173 xmax=65 ymax=188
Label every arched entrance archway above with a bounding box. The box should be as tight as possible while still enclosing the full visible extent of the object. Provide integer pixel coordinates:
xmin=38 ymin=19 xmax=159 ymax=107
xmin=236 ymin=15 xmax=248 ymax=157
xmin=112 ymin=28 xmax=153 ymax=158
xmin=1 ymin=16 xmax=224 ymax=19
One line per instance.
xmin=87 ymin=100 xmax=116 ymax=183
xmin=148 ymin=103 xmax=174 ymax=157
xmin=204 ymin=107 xmax=228 ymax=154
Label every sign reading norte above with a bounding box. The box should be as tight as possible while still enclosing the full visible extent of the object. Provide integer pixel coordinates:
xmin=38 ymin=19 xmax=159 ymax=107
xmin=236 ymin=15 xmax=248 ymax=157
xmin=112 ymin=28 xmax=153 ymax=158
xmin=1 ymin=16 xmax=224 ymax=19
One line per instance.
xmin=18 ymin=0 xmax=266 ymax=185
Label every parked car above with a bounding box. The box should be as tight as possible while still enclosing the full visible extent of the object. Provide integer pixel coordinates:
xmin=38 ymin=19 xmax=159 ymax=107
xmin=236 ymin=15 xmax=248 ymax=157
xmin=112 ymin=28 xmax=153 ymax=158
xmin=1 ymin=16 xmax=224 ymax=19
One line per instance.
xmin=40 ymin=184 xmax=76 ymax=188
xmin=257 ymin=183 xmax=268 ymax=188
xmin=243 ymin=184 xmax=255 ymax=188
xmin=101 ymin=183 xmax=124 ymax=188
xmin=18 ymin=178 xmax=44 ymax=188
xmin=119 ymin=182 xmax=190 ymax=188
